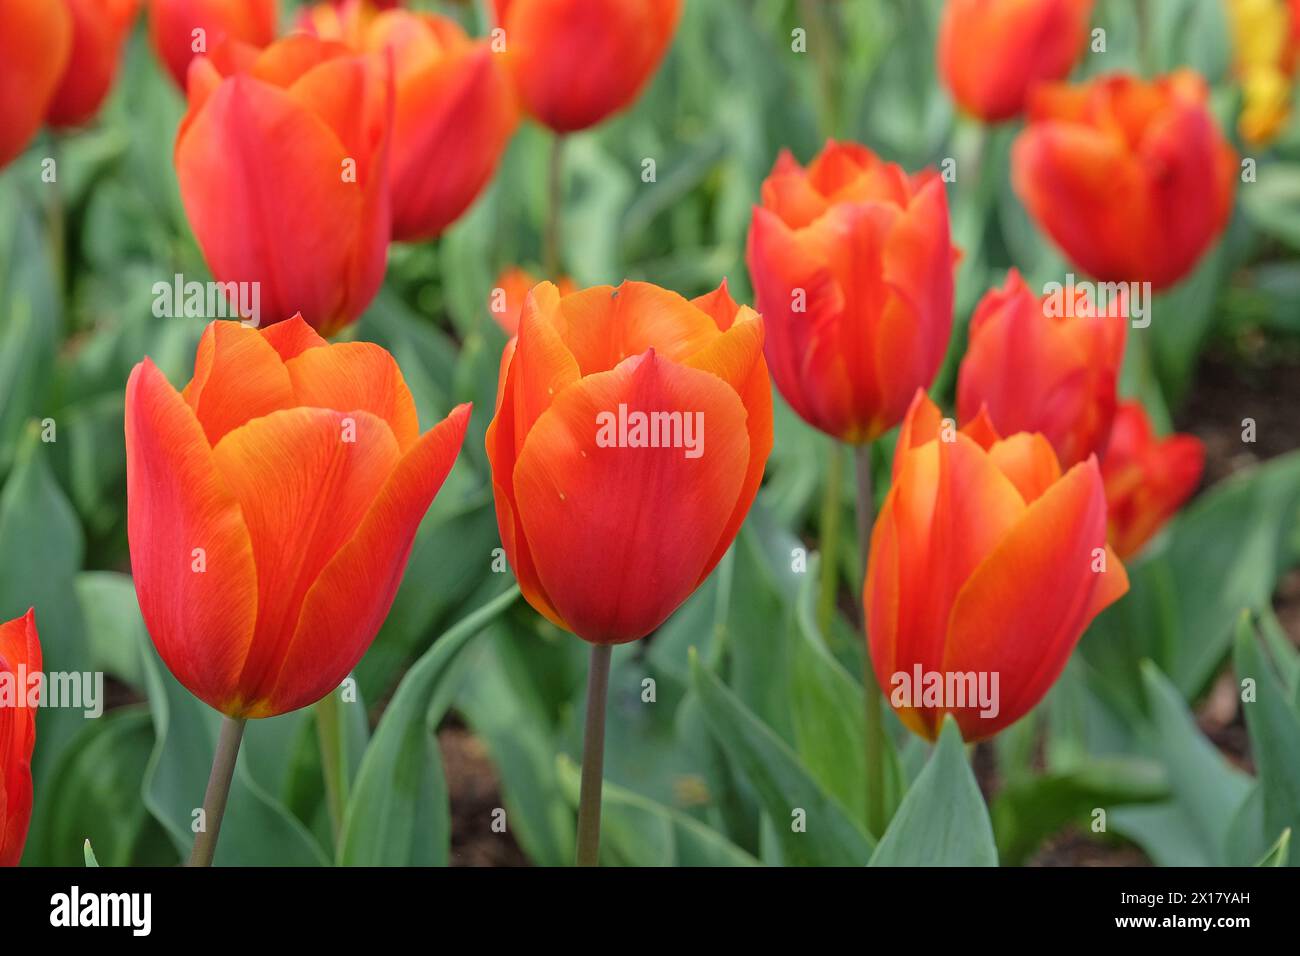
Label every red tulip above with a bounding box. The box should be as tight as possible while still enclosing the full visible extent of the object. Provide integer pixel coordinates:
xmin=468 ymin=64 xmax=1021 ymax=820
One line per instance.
xmin=1012 ymin=70 xmax=1238 ymax=291
xmin=1101 ymin=400 xmax=1204 ymax=559
xmin=45 ymin=0 xmax=141 ymax=128
xmin=174 ymin=33 xmax=393 ymax=334
xmin=148 ymin=0 xmax=279 ymax=90
xmin=306 ymin=2 xmax=518 ymax=241
xmin=486 ymin=279 xmax=772 ymax=644
xmin=938 ymin=0 xmax=1094 ymax=122
xmin=126 ymin=317 xmax=470 ymax=718
xmin=957 ymin=269 xmax=1126 ymax=468
xmin=746 ymin=140 xmax=956 ymax=443
xmin=492 ymin=0 xmax=682 ymax=132
xmin=487 ymin=266 xmax=574 ymax=336
xmin=866 ymin=391 xmax=1128 ymax=741
xmin=0 ymin=0 xmax=72 ymax=168
xmin=0 ymin=609 xmax=40 ymax=867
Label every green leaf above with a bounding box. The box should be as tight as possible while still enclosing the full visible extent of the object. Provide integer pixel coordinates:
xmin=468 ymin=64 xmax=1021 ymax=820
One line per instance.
xmin=869 ymin=717 xmax=997 ymax=867
xmin=1234 ymin=613 xmax=1300 ymax=864
xmin=75 ymin=571 xmax=145 ymax=689
xmin=83 ymin=840 xmax=99 ymax=868
xmin=690 ymin=649 xmax=874 ymax=866
xmin=1242 ymin=162 xmax=1300 ymax=252
xmin=556 ymin=754 xmax=759 ymax=866
xmin=1257 ymin=829 xmax=1292 ymax=867
xmin=991 ymin=757 xmax=1168 ymax=866
xmin=337 ymin=586 xmax=518 ymax=866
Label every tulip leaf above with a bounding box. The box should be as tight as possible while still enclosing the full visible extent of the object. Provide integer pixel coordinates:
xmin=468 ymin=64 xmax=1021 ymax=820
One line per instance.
xmin=555 ymin=754 xmax=759 ymax=867
xmin=337 ymin=586 xmax=518 ymax=866
xmin=689 ymin=649 xmax=875 ymax=866
xmin=869 ymin=717 xmax=997 ymax=867
xmin=83 ymin=840 xmax=100 ymax=868
xmin=1234 ymin=613 xmax=1300 ymax=864
xmin=75 ymin=571 xmax=146 ymax=691
xmin=1257 ymin=829 xmax=1292 ymax=868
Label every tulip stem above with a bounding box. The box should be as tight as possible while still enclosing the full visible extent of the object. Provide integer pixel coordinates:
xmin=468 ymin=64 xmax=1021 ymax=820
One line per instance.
xmin=816 ymin=440 xmax=846 ymax=640
xmin=575 ymin=643 xmax=612 ymax=866
xmin=544 ymin=134 xmax=565 ymax=277
xmin=316 ymin=690 xmax=349 ymax=844
xmin=188 ymin=716 xmax=246 ymax=867
xmin=854 ymin=443 xmax=887 ymax=838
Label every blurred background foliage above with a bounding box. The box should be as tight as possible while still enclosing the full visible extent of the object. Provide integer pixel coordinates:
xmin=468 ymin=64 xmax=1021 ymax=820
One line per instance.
xmin=3 ymin=0 xmax=1300 ymax=866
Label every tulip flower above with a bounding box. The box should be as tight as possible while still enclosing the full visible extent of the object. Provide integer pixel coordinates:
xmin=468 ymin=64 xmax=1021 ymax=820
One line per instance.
xmin=487 ymin=278 xmax=771 ymax=863
xmin=305 ymin=2 xmax=518 ymax=241
xmin=487 ymin=266 xmax=574 ymax=336
xmin=45 ymin=0 xmax=141 ymax=128
xmin=1226 ymin=0 xmax=1300 ymax=143
xmin=0 ymin=609 xmax=40 ymax=867
xmin=1012 ymin=70 xmax=1238 ymax=292
xmin=956 ymin=269 xmax=1126 ymax=468
xmin=148 ymin=0 xmax=279 ymax=90
xmin=174 ymin=33 xmax=393 ymax=335
xmin=1101 ymin=401 xmax=1204 ymax=559
xmin=126 ymin=316 xmax=470 ymax=721
xmin=746 ymin=140 xmax=956 ymax=444
xmin=866 ymin=391 xmax=1128 ymax=741
xmin=938 ymin=0 xmax=1094 ymax=123
xmin=492 ymin=0 xmax=682 ymax=132
xmin=487 ymin=279 xmax=772 ymax=644
xmin=0 ymin=0 xmax=72 ymax=169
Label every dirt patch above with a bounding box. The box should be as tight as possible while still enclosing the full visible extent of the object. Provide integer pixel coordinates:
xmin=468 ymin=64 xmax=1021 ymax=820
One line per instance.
xmin=439 ymin=722 xmax=530 ymax=867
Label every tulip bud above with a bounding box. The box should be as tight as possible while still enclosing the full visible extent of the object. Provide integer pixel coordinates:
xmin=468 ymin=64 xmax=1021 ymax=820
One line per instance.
xmin=45 ymin=0 xmax=141 ymax=129
xmin=746 ymin=141 xmax=956 ymax=444
xmin=1101 ymin=401 xmax=1204 ymax=559
xmin=957 ymin=269 xmax=1126 ymax=468
xmin=487 ymin=266 xmax=574 ymax=336
xmin=937 ymin=0 xmax=1094 ymax=123
xmin=126 ymin=317 xmax=471 ymax=718
xmin=148 ymin=0 xmax=279 ymax=90
xmin=0 ymin=0 xmax=72 ymax=169
xmin=306 ymin=3 xmax=518 ymax=241
xmin=0 ymin=609 xmax=40 ymax=867
xmin=866 ymin=391 xmax=1128 ymax=741
xmin=492 ymin=0 xmax=682 ymax=132
xmin=174 ymin=34 xmax=394 ymax=335
xmin=1012 ymin=70 xmax=1238 ymax=291
xmin=486 ymin=280 xmax=773 ymax=643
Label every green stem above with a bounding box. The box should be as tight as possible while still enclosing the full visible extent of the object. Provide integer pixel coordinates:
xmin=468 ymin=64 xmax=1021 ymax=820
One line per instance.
xmin=854 ymin=444 xmax=886 ymax=838
xmin=800 ymin=0 xmax=841 ymax=138
xmin=188 ymin=716 xmax=246 ymax=867
xmin=544 ymin=133 xmax=564 ymax=277
xmin=575 ymin=643 xmax=612 ymax=866
xmin=816 ymin=440 xmax=846 ymax=640
xmin=316 ymin=690 xmax=348 ymax=843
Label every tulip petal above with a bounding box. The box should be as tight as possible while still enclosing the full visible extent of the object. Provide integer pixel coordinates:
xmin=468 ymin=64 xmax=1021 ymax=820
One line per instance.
xmin=0 ymin=0 xmax=71 ymax=168
xmin=259 ymin=313 xmax=328 ymax=361
xmin=285 ymin=341 xmax=421 ymax=453
xmin=986 ymin=432 xmax=1062 ymax=505
xmin=210 ymin=408 xmax=402 ymax=714
xmin=943 ymin=458 xmax=1127 ymax=737
xmin=182 ymin=320 xmax=297 ymax=446
xmin=512 ymin=351 xmax=749 ymax=642
xmin=266 ymin=404 xmax=471 ymax=715
xmin=125 ymin=359 xmax=257 ymax=714
xmin=557 ymin=281 xmax=719 ymax=375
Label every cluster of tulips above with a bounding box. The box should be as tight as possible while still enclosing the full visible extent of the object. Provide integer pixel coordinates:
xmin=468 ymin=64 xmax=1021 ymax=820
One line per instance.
xmin=0 ymin=0 xmax=1259 ymax=867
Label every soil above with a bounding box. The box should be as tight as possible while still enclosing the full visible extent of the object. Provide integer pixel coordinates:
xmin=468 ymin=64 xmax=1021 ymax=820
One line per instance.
xmin=439 ymin=722 xmax=529 ymax=867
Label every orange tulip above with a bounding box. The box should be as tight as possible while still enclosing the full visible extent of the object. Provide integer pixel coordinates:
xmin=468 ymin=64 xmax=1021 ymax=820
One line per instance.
xmin=957 ymin=269 xmax=1126 ymax=468
xmin=306 ymin=2 xmax=518 ymax=241
xmin=492 ymin=0 xmax=682 ymax=132
xmin=125 ymin=316 xmax=470 ymax=718
xmin=937 ymin=0 xmax=1093 ymax=123
xmin=45 ymin=0 xmax=140 ymax=128
xmin=1101 ymin=401 xmax=1204 ymax=559
xmin=1012 ymin=70 xmax=1238 ymax=292
xmin=174 ymin=33 xmax=392 ymax=335
xmin=148 ymin=0 xmax=279 ymax=90
xmin=866 ymin=391 xmax=1128 ymax=741
xmin=487 ymin=266 xmax=575 ymax=336
xmin=746 ymin=140 xmax=956 ymax=444
xmin=0 ymin=609 xmax=39 ymax=867
xmin=0 ymin=0 xmax=72 ymax=168
xmin=486 ymin=279 xmax=773 ymax=644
